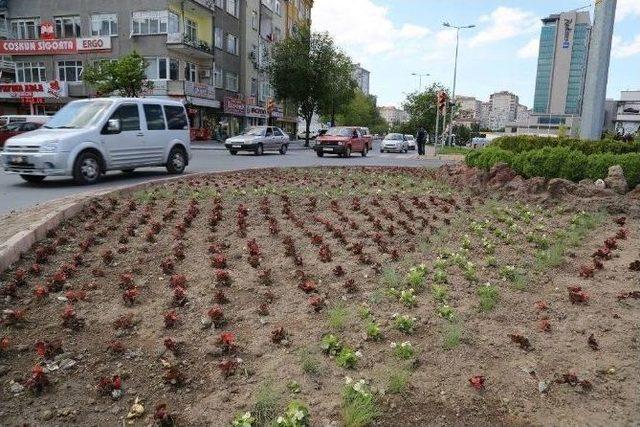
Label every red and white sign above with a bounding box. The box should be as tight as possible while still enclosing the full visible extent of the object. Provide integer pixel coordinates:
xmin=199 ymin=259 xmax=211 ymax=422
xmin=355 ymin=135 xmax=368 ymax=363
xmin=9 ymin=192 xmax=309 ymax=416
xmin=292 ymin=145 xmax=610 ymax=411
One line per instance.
xmin=0 ymin=37 xmax=111 ymax=55
xmin=0 ymin=81 xmax=69 ymax=100
xmin=40 ymin=21 xmax=56 ymax=40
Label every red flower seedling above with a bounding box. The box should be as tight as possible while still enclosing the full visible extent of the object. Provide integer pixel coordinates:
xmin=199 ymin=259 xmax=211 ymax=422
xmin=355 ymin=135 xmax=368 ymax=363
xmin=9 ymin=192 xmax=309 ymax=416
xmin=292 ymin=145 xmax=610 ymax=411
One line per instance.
xmin=207 ymin=306 xmax=225 ymax=327
xmin=24 ymin=364 xmax=49 ymax=394
xmin=344 ymin=279 xmax=357 ymax=293
xmin=35 ymin=340 xmax=63 ymax=360
xmin=614 ymin=216 xmax=626 ymax=226
xmin=309 ymin=296 xmax=325 ymax=312
xmin=211 ymin=253 xmax=227 ymax=269
xmin=61 ymin=304 xmax=84 ymax=330
xmin=107 ymin=340 xmax=126 ymax=354
xmin=568 ymin=286 xmax=589 ymax=304
xmin=218 ymin=332 xmax=237 ymax=353
xmin=48 ymin=270 xmax=67 ymax=292
xmin=214 ymin=290 xmax=229 ymax=304
xmin=319 ymin=245 xmax=332 ymax=263
xmin=160 ymin=258 xmax=175 ymax=275
xmin=592 ymin=246 xmax=612 ymax=260
xmin=169 ymin=274 xmax=187 ymax=289
xmin=271 ymin=327 xmax=287 ymax=344
xmin=616 ymin=228 xmax=629 ymax=240
xmin=508 ymin=334 xmax=532 ymax=351
xmin=96 ymin=375 xmax=122 ymax=397
xmin=172 ymin=286 xmax=187 ymax=307
xmin=604 ymin=238 xmax=618 ymax=250
xmin=14 ymin=268 xmax=27 ymax=286
xmin=123 ymin=287 xmax=140 ymax=306
xmin=92 ymin=268 xmax=106 ymax=277
xmin=579 ymin=265 xmax=595 ymax=279
xmin=65 ymin=290 xmax=87 ymax=303
xmin=593 ymin=258 xmax=605 ymax=270
xmin=257 ymin=303 xmax=269 ymax=316
xmin=119 ymin=273 xmax=135 ymax=289
xmin=163 ymin=366 xmax=186 ymax=387
xmin=247 ymin=239 xmax=261 ymax=257
xmin=218 ymin=359 xmax=238 ymax=378
xmin=101 ymin=249 xmax=115 ymax=265
xmin=0 ymin=282 xmax=17 ymax=298
xmin=30 ymin=263 xmax=42 ymax=276
xmin=298 ymin=279 xmax=317 ymax=294
xmin=618 ymin=291 xmax=640 ymax=300
xmin=588 ymin=334 xmax=599 ymax=351
xmin=333 ymin=265 xmax=346 ymax=277
xmin=164 ymin=310 xmax=179 ymax=329
xmin=257 ymin=269 xmax=273 ymax=286
xmin=154 ymin=403 xmax=175 ymax=427
xmin=215 ymin=269 xmax=232 ymax=287
xmin=164 ymin=337 xmax=179 ymax=354
xmin=469 ymin=375 xmax=485 ymax=390
xmin=538 ymin=318 xmax=551 ymax=332
xmin=264 ymin=290 xmax=275 ymax=304
xmin=113 ymin=313 xmax=135 ymax=330
xmin=2 ymin=308 xmax=26 ymax=326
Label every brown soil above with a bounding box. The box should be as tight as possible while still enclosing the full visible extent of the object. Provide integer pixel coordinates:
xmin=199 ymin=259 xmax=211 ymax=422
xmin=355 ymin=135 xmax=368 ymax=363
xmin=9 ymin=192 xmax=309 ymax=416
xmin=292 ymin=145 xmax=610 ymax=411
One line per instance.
xmin=0 ymin=167 xmax=638 ymax=427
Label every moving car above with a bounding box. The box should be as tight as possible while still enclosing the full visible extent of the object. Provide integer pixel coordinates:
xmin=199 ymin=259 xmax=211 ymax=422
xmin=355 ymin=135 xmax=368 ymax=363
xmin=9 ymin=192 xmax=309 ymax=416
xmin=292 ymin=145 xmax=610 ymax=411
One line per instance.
xmin=225 ymin=126 xmax=289 ymax=155
xmin=0 ymin=122 xmax=44 ymax=148
xmin=1 ymin=98 xmax=191 ymax=185
xmin=315 ymin=126 xmax=369 ymax=158
xmin=405 ymin=134 xmax=417 ymax=150
xmin=380 ymin=133 xmax=409 ymax=153
xmin=359 ymin=127 xmax=373 ymax=150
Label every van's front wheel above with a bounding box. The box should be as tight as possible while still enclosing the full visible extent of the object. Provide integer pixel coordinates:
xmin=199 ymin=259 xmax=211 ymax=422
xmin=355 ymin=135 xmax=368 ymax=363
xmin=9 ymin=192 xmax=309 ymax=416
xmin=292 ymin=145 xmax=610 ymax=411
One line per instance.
xmin=73 ymin=151 xmax=102 ymax=185
xmin=166 ymin=147 xmax=186 ymax=174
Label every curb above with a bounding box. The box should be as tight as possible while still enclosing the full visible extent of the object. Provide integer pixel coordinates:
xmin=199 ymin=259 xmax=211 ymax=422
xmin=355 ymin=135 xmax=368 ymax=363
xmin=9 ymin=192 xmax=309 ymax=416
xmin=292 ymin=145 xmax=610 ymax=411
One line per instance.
xmin=0 ymin=172 xmax=211 ymax=273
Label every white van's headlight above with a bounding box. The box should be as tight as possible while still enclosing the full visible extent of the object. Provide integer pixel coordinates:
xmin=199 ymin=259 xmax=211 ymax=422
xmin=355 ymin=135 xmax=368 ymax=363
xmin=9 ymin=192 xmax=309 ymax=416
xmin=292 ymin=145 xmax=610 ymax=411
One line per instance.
xmin=40 ymin=141 xmax=59 ymax=152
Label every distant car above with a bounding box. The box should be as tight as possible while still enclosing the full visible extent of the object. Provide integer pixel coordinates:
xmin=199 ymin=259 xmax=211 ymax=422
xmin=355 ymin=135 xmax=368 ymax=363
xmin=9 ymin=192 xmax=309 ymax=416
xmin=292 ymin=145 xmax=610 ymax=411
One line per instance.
xmin=471 ymin=137 xmax=491 ymax=148
xmin=0 ymin=122 xmax=43 ymax=148
xmin=225 ymin=126 xmax=289 ymax=155
xmin=315 ymin=126 xmax=369 ymax=158
xmin=298 ymin=129 xmax=319 ymax=140
xmin=380 ymin=133 xmax=408 ymax=153
xmin=405 ymin=134 xmax=416 ymax=150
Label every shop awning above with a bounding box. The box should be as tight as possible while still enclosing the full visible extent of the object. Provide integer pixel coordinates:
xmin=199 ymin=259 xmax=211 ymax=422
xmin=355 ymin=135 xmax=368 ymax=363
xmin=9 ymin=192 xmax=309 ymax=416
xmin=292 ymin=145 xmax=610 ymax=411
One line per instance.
xmin=187 ymin=96 xmax=221 ymax=109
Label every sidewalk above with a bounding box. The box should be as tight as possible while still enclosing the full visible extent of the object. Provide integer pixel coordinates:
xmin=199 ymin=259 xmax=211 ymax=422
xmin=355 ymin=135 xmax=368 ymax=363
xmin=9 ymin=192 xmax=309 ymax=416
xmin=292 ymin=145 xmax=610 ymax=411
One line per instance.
xmin=191 ymin=140 xmax=313 ymax=151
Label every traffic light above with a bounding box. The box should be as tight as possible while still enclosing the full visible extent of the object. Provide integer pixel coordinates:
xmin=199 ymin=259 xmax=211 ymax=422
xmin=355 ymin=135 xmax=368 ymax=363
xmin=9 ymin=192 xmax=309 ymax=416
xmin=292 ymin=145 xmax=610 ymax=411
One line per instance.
xmin=437 ymin=92 xmax=448 ymax=112
xmin=266 ymin=98 xmax=276 ymax=113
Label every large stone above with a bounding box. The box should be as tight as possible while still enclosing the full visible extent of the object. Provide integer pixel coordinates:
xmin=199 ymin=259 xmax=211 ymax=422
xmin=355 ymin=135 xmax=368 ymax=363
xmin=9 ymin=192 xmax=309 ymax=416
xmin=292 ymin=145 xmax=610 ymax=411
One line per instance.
xmin=627 ymin=185 xmax=640 ymax=199
xmin=604 ymin=165 xmax=628 ymax=194
xmin=488 ymin=163 xmax=517 ymax=188
xmin=547 ymin=178 xmax=578 ymax=197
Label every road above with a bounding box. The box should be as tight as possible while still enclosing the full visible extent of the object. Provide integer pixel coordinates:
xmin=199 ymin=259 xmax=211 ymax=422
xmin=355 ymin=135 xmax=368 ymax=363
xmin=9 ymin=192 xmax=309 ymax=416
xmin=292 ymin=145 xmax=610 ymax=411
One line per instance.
xmin=0 ymin=140 xmax=450 ymax=214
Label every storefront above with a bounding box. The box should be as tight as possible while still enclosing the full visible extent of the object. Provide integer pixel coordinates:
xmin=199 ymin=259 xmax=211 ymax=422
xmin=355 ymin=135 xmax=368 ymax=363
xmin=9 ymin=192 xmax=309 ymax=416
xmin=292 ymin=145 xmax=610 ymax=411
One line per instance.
xmin=183 ymin=82 xmax=220 ymax=141
xmin=0 ymin=80 xmax=69 ymax=115
xmin=245 ymin=104 xmax=268 ymax=128
xmin=214 ymin=97 xmax=245 ymax=141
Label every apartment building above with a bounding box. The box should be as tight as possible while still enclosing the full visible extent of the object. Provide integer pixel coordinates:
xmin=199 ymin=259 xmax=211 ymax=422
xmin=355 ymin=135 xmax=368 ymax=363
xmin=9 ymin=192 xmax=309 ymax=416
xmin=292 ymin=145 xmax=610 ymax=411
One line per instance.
xmin=353 ymin=63 xmax=370 ymax=95
xmin=378 ymin=105 xmax=409 ymax=125
xmin=488 ymin=91 xmax=519 ymax=131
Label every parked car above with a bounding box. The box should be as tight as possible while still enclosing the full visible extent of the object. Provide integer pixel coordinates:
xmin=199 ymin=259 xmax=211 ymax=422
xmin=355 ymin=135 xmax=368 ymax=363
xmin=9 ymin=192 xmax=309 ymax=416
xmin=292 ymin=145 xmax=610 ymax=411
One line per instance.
xmin=405 ymin=134 xmax=417 ymax=150
xmin=315 ymin=126 xmax=369 ymax=158
xmin=380 ymin=133 xmax=409 ymax=153
xmin=1 ymin=98 xmax=191 ymax=185
xmin=0 ymin=115 xmax=49 ymax=128
xmin=0 ymin=122 xmax=44 ymax=148
xmin=359 ymin=127 xmax=373 ymax=150
xmin=471 ymin=137 xmax=491 ymax=148
xmin=297 ymin=129 xmax=319 ymax=140
xmin=225 ymin=126 xmax=289 ymax=156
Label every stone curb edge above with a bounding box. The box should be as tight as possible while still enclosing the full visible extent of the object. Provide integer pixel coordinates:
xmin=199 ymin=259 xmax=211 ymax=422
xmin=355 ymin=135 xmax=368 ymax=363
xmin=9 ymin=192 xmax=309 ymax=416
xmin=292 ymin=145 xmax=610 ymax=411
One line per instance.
xmin=0 ymin=172 xmax=212 ymax=273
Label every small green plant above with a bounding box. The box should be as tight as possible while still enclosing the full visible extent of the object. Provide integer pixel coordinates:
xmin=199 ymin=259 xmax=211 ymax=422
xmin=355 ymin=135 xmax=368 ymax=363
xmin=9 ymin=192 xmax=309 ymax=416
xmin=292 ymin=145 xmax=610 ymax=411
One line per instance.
xmin=406 ymin=265 xmax=427 ymax=290
xmin=320 ymin=334 xmax=342 ymax=356
xmin=391 ymin=341 xmax=414 ymax=359
xmin=399 ymin=289 xmax=417 ymax=307
xmin=357 ymin=305 xmax=371 ymax=320
xmin=461 ymin=234 xmax=472 ymax=250
xmin=366 ymin=322 xmax=383 ymax=341
xmin=336 ymin=347 xmax=358 ymax=369
xmin=482 ymin=238 xmax=495 ymax=255
xmin=382 ymin=268 xmax=400 ymax=288
xmin=328 ymin=306 xmax=348 ymax=331
xmin=287 ymin=381 xmax=301 ymax=394
xmin=484 ymin=256 xmax=498 ymax=268
xmin=477 ymin=283 xmax=499 ymax=312
xmin=433 ymin=257 xmax=448 ymax=270
xmin=433 ymin=269 xmax=448 ymax=284
xmin=442 ymin=323 xmax=461 ymax=350
xmin=499 ymin=265 xmax=526 ymax=289
xmin=386 ymin=368 xmax=410 ymax=395
xmin=431 ymin=284 xmax=448 ymax=303
xmin=252 ymin=382 xmax=282 ymax=426
xmin=299 ymin=349 xmax=322 ymax=376
xmin=437 ymin=305 xmax=455 ymax=321
xmin=276 ymin=401 xmax=310 ymax=427
xmin=393 ymin=314 xmax=416 ymax=334
xmin=463 ymin=262 xmax=478 ymax=282
xmin=232 ymin=412 xmax=256 ymax=427
xmin=342 ymin=378 xmax=379 ymax=427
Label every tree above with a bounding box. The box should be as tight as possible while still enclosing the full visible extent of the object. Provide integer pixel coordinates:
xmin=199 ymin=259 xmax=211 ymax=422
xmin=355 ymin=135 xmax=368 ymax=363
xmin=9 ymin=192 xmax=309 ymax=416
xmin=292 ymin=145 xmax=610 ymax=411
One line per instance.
xmin=317 ymin=51 xmax=357 ymax=127
xmin=269 ymin=26 xmax=354 ymax=146
xmin=452 ymin=125 xmax=471 ymax=145
xmin=401 ymin=82 xmax=449 ymax=141
xmin=83 ymin=51 xmax=153 ymax=97
xmin=330 ymin=92 xmax=386 ymax=133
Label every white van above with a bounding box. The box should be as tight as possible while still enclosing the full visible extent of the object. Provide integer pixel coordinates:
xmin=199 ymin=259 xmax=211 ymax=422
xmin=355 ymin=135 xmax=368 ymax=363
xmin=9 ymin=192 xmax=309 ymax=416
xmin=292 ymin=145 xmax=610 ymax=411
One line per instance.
xmin=0 ymin=115 xmax=50 ymax=127
xmin=1 ymin=98 xmax=191 ymax=185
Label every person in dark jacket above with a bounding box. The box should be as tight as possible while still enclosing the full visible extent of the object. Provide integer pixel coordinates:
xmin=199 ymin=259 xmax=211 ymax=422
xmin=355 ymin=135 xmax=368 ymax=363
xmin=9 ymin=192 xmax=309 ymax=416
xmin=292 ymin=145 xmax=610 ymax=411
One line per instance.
xmin=416 ymin=127 xmax=427 ymax=155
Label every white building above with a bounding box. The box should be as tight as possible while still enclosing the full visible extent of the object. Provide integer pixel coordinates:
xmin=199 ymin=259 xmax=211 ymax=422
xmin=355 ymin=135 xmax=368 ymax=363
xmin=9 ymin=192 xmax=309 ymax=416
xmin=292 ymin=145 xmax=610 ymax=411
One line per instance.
xmin=456 ymin=96 xmax=481 ymax=119
xmin=489 ymin=91 xmax=519 ymax=130
xmin=378 ymin=106 xmax=410 ymax=125
xmin=353 ymin=63 xmax=370 ymax=95
xmin=613 ymin=91 xmax=640 ymax=135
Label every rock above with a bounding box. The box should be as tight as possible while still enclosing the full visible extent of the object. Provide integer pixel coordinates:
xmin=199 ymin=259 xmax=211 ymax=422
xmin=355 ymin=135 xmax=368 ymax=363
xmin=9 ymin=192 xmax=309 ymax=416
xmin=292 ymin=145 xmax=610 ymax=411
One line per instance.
xmin=579 ymin=178 xmax=594 ymax=186
xmin=525 ymin=177 xmax=547 ymax=194
xmin=58 ymin=359 xmax=77 ymax=370
xmin=0 ymin=365 xmax=9 ymax=376
xmin=627 ymin=184 xmax=640 ymax=199
xmin=9 ymin=381 xmax=25 ymax=394
xmin=538 ymin=380 xmax=550 ymax=394
xmin=42 ymin=410 xmax=54 ymax=420
xmin=547 ymin=178 xmax=577 ymax=197
xmin=200 ymin=317 xmax=212 ymax=329
xmin=595 ymin=179 xmax=606 ymax=190
xmin=605 ymin=165 xmax=628 ymax=194
xmin=488 ymin=163 xmax=517 ymax=188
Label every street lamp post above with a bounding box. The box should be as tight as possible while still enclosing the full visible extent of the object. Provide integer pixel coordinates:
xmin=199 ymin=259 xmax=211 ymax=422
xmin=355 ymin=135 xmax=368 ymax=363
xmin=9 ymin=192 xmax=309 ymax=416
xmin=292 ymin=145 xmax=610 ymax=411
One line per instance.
xmin=443 ymin=22 xmax=475 ymax=146
xmin=410 ymin=72 xmax=430 ymax=92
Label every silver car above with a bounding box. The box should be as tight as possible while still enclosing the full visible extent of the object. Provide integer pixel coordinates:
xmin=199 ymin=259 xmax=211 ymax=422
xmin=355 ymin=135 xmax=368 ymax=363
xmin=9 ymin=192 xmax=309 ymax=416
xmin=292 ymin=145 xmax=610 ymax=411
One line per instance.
xmin=380 ymin=133 xmax=409 ymax=153
xmin=225 ymin=126 xmax=289 ymax=156
xmin=405 ymin=135 xmax=417 ymax=150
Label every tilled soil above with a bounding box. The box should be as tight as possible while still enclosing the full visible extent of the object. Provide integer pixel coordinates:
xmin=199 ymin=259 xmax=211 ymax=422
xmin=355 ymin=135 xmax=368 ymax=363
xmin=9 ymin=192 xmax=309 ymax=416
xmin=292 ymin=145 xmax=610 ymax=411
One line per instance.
xmin=0 ymin=167 xmax=638 ymax=427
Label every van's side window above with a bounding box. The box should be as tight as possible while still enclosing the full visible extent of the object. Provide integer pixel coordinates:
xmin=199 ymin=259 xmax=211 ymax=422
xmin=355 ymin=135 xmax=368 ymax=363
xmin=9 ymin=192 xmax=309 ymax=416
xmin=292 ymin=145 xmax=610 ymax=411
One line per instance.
xmin=144 ymin=104 xmax=166 ymax=130
xmin=164 ymin=105 xmax=188 ymax=130
xmin=109 ymin=104 xmax=140 ymax=131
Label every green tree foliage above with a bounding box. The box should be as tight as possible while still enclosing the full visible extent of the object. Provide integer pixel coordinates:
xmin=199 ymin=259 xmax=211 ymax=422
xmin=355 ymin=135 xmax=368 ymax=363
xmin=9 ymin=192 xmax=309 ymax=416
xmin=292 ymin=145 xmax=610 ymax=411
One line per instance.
xmin=452 ymin=125 xmax=471 ymax=145
xmin=400 ymin=83 xmax=449 ymax=140
xmin=331 ymin=91 xmax=387 ymax=134
xmin=269 ymin=26 xmax=355 ymax=145
xmin=317 ymin=52 xmax=358 ymax=127
xmin=83 ymin=51 xmax=153 ymax=97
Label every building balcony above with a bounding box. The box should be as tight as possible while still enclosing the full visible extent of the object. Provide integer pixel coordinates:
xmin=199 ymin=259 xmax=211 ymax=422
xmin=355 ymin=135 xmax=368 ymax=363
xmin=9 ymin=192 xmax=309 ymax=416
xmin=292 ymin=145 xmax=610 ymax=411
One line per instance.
xmin=616 ymin=113 xmax=640 ymax=123
xmin=146 ymin=80 xmax=220 ymax=108
xmin=166 ymin=33 xmax=213 ymax=59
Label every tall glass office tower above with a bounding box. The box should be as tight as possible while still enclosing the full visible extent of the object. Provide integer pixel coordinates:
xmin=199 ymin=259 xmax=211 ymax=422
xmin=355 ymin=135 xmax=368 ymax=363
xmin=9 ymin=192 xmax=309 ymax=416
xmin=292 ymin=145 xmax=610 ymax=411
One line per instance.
xmin=532 ymin=11 xmax=591 ymax=115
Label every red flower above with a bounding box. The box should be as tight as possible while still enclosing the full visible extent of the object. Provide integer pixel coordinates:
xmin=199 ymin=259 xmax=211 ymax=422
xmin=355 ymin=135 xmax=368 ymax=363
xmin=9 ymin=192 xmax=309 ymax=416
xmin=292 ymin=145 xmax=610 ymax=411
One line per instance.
xmin=469 ymin=375 xmax=485 ymax=390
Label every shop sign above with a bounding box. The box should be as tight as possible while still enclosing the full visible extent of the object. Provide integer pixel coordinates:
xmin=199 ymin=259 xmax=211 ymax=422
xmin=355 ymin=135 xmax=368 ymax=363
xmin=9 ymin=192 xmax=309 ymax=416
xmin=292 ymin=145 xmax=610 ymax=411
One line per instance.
xmin=271 ymin=107 xmax=284 ymax=119
xmin=0 ymin=81 xmax=68 ymax=99
xmin=245 ymin=105 xmax=268 ymax=119
xmin=0 ymin=37 xmax=111 ymax=55
xmin=40 ymin=21 xmax=56 ymax=40
xmin=224 ymin=97 xmax=245 ymax=116
xmin=184 ymin=81 xmax=216 ymax=100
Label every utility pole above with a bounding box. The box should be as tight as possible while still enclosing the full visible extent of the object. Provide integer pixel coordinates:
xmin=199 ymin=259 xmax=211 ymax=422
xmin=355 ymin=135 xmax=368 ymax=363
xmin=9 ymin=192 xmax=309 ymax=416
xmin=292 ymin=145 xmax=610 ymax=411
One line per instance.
xmin=580 ymin=0 xmax=617 ymax=140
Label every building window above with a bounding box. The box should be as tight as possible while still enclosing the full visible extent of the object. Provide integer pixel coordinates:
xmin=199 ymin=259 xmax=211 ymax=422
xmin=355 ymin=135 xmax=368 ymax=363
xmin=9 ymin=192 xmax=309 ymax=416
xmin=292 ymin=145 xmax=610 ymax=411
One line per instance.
xmin=214 ymin=65 xmax=223 ymax=88
xmin=226 ymin=0 xmax=238 ymax=17
xmin=185 ymin=62 xmax=197 ymax=82
xmin=251 ymin=78 xmax=258 ymax=97
xmin=185 ymin=18 xmax=197 ymax=41
xmin=145 ymin=57 xmax=179 ymax=80
xmin=275 ymin=0 xmax=282 ymax=15
xmin=11 ymin=18 xmax=40 ymax=39
xmin=55 ymin=16 xmax=81 ymax=38
xmin=225 ymin=72 xmax=238 ymax=92
xmin=91 ymin=13 xmax=118 ymax=36
xmin=169 ymin=58 xmax=179 ymax=80
xmin=15 ymin=62 xmax=46 ymax=83
xmin=168 ymin=12 xmax=180 ymax=34
xmin=251 ymin=11 xmax=258 ymax=30
xmin=57 ymin=60 xmax=83 ymax=82
xmin=215 ymin=0 xmax=224 ymax=8
xmin=226 ymin=34 xmax=238 ymax=55
xmin=214 ymin=27 xmax=224 ymax=49
xmin=132 ymin=11 xmax=170 ymax=35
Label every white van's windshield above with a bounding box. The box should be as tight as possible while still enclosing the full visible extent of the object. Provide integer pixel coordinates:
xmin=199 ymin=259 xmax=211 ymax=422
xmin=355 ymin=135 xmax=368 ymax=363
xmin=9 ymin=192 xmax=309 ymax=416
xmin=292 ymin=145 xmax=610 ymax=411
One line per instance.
xmin=44 ymin=100 xmax=113 ymax=129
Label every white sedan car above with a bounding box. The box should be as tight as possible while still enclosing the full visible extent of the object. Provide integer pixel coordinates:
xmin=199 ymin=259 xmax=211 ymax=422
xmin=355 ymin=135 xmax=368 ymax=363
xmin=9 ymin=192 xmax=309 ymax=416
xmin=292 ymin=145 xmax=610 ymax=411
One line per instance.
xmin=380 ymin=133 xmax=409 ymax=153
xmin=405 ymin=135 xmax=417 ymax=150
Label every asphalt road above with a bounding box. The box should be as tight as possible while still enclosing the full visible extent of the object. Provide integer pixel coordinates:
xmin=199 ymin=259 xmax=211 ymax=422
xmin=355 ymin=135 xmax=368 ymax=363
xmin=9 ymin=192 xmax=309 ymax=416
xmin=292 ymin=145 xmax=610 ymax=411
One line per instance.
xmin=0 ymin=140 xmax=450 ymax=214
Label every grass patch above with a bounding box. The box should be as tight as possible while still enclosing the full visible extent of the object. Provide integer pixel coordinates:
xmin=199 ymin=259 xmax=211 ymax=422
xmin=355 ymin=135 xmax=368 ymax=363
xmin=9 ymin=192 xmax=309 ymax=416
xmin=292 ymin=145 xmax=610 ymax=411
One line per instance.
xmin=477 ymin=283 xmax=499 ymax=311
xmin=387 ymin=368 xmax=411 ymax=395
xmin=328 ymin=305 xmax=349 ymax=331
xmin=299 ymin=349 xmax=323 ymax=376
xmin=442 ymin=323 xmax=462 ymax=350
xmin=343 ymin=381 xmax=379 ymax=427
xmin=252 ymin=381 xmax=283 ymax=427
xmin=382 ymin=268 xmax=401 ymax=288
xmin=437 ymin=146 xmax=471 ymax=155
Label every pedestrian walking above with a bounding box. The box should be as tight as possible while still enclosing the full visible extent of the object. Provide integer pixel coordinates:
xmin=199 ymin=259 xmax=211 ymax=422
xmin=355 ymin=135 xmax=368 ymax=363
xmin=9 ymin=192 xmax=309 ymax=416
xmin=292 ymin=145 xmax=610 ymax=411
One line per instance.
xmin=416 ymin=127 xmax=427 ymax=156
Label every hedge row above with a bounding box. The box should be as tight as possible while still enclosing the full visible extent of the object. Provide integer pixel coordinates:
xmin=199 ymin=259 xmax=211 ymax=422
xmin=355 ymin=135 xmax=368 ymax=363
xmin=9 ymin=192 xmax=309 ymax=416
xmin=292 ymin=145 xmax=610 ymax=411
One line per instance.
xmin=491 ymin=135 xmax=640 ymax=155
xmin=465 ymin=146 xmax=640 ymax=188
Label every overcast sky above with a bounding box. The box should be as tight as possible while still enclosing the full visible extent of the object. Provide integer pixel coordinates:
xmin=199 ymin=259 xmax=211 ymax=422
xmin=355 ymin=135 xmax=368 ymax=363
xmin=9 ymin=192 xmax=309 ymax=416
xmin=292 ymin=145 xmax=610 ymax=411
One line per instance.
xmin=312 ymin=0 xmax=640 ymax=108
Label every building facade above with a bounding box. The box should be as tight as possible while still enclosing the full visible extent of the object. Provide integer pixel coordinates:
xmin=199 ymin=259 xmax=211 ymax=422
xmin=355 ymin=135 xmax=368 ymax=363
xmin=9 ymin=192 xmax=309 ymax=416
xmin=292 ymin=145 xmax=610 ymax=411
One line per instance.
xmin=533 ymin=10 xmax=591 ymax=116
xmin=378 ymin=105 xmax=409 ymax=126
xmin=488 ymin=91 xmax=519 ymax=131
xmin=612 ymin=91 xmax=640 ymax=136
xmin=353 ymin=63 xmax=369 ymax=95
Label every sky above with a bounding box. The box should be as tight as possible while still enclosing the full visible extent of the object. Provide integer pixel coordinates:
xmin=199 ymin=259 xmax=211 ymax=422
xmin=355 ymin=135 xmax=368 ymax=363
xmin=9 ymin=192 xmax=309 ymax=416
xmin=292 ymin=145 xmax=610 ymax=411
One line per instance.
xmin=311 ymin=0 xmax=640 ymax=109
